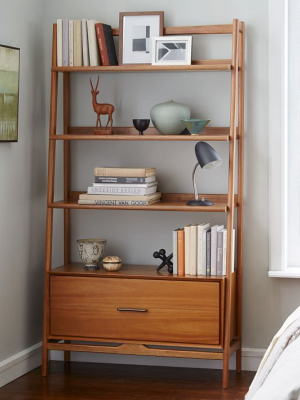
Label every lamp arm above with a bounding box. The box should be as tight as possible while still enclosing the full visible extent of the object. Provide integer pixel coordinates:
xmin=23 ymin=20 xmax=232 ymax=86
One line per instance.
xmin=192 ymin=162 xmax=200 ymax=200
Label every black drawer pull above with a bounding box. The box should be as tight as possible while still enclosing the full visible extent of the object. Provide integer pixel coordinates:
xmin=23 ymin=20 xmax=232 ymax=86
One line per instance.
xmin=117 ymin=308 xmax=147 ymax=313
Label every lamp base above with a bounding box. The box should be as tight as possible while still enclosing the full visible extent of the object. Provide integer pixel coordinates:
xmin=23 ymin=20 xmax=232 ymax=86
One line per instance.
xmin=187 ymin=199 xmax=213 ymax=206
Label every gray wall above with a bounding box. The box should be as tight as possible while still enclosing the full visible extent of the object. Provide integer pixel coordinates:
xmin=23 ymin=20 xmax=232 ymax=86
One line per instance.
xmin=0 ymin=0 xmax=46 ymax=361
xmin=44 ymin=0 xmax=300 ymax=352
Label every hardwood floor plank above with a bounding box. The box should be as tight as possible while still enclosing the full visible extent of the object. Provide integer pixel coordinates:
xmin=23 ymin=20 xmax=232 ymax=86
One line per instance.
xmin=0 ymin=361 xmax=254 ymax=399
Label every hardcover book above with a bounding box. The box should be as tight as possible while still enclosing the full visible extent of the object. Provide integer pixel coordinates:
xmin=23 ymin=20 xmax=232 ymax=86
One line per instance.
xmin=177 ymin=229 xmax=185 ymax=276
xmin=173 ymin=230 xmax=178 ymax=275
xmin=222 ymin=229 xmax=227 ymax=275
xmin=78 ymin=199 xmax=160 ymax=206
xmin=202 ymin=227 xmax=211 ymax=275
xmin=216 ymin=230 xmax=224 ymax=276
xmin=206 ymin=231 xmax=211 ymax=276
xmin=197 ymin=223 xmax=210 ymax=275
xmin=87 ymin=185 xmax=157 ymax=196
xmin=189 ymin=225 xmax=197 ymax=276
xmin=95 ymin=176 xmax=156 ymax=184
xmin=93 ymin=181 xmax=157 ymax=188
xmin=211 ymin=225 xmax=224 ymax=275
xmin=95 ymin=23 xmax=118 ymax=66
xmin=184 ymin=225 xmax=191 ymax=275
xmin=57 ymin=19 xmax=63 ymax=67
xmin=73 ymin=20 xmax=83 ymax=66
xmin=68 ymin=20 xmax=74 ymax=67
xmin=94 ymin=167 xmax=156 ymax=178
xmin=87 ymin=20 xmax=100 ymax=66
xmin=79 ymin=192 xmax=161 ymax=202
xmin=81 ymin=19 xmax=90 ymax=66
xmin=62 ymin=19 xmax=69 ymax=66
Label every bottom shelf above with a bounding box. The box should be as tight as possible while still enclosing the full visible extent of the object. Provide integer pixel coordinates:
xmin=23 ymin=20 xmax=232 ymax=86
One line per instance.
xmin=49 ymin=263 xmax=227 ymax=281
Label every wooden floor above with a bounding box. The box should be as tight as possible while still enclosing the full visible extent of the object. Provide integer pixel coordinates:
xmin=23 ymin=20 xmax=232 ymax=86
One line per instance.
xmin=0 ymin=361 xmax=254 ymax=400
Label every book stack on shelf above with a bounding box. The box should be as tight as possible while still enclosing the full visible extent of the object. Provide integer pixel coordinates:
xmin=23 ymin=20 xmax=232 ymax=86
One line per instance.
xmin=173 ymin=223 xmax=235 ymax=276
xmin=79 ymin=167 xmax=161 ymax=206
xmin=57 ymin=19 xmax=118 ymax=67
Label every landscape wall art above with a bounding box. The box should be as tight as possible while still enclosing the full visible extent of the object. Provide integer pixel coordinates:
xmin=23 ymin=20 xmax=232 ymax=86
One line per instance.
xmin=0 ymin=45 xmax=20 ymax=142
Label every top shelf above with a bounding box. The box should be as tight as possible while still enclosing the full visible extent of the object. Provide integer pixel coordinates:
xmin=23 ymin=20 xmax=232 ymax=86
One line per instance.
xmin=52 ymin=60 xmax=232 ymax=73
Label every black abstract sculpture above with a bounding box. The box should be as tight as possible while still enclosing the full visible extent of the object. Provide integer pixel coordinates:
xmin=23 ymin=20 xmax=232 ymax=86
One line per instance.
xmin=153 ymin=249 xmax=173 ymax=273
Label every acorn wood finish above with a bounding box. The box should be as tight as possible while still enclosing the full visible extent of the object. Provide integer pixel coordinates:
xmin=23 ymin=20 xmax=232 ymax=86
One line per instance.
xmin=42 ymin=20 xmax=245 ymax=389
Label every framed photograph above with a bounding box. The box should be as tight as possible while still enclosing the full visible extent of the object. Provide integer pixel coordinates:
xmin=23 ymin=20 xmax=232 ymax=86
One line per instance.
xmin=0 ymin=44 xmax=20 ymax=142
xmin=119 ymin=11 xmax=164 ymax=65
xmin=152 ymin=36 xmax=192 ymax=66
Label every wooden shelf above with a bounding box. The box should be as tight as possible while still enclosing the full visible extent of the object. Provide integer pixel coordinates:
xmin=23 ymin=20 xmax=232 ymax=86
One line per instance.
xmin=51 ymin=127 xmax=234 ymax=141
xmin=49 ymin=193 xmax=237 ymax=213
xmin=49 ymin=263 xmax=227 ymax=282
xmin=52 ymin=60 xmax=232 ymax=73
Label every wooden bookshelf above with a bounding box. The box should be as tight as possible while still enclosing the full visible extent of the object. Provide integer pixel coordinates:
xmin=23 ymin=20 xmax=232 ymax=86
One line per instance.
xmin=42 ymin=20 xmax=245 ymax=390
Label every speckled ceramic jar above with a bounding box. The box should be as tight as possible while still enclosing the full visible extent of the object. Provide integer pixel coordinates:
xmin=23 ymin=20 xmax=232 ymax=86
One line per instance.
xmin=102 ymin=256 xmax=122 ymax=271
xmin=77 ymin=239 xmax=107 ymax=269
xmin=150 ymin=99 xmax=191 ymax=135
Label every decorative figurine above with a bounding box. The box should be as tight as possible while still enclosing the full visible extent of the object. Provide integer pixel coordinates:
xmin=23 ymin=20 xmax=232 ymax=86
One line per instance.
xmin=90 ymin=76 xmax=115 ymax=134
xmin=153 ymin=249 xmax=173 ymax=273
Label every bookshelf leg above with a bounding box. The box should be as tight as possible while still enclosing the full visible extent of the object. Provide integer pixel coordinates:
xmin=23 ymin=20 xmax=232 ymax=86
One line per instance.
xmin=222 ymin=355 xmax=230 ymax=389
xmin=236 ymin=348 xmax=242 ymax=373
xmin=42 ymin=342 xmax=48 ymax=377
xmin=64 ymin=341 xmax=71 ymax=362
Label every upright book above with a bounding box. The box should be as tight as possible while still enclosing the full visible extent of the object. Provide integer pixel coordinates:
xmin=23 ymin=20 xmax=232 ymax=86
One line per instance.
xmin=87 ymin=20 xmax=100 ymax=66
xmin=189 ymin=225 xmax=197 ymax=276
xmin=81 ymin=19 xmax=89 ymax=66
xmin=62 ymin=19 xmax=69 ymax=66
xmin=95 ymin=23 xmax=118 ymax=66
xmin=197 ymin=223 xmax=210 ymax=275
xmin=211 ymin=225 xmax=224 ymax=275
xmin=57 ymin=19 xmax=63 ymax=67
xmin=173 ymin=229 xmax=179 ymax=275
xmin=68 ymin=20 xmax=74 ymax=67
xmin=184 ymin=225 xmax=191 ymax=275
xmin=73 ymin=20 xmax=83 ymax=66
xmin=177 ymin=229 xmax=185 ymax=276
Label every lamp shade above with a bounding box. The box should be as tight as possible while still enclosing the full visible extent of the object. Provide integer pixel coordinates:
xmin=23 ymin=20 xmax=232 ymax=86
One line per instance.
xmin=195 ymin=142 xmax=222 ymax=170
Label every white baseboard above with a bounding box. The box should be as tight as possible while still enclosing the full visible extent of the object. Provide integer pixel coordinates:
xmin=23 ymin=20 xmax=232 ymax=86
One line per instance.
xmin=50 ymin=347 xmax=265 ymax=372
xmin=0 ymin=342 xmax=42 ymax=388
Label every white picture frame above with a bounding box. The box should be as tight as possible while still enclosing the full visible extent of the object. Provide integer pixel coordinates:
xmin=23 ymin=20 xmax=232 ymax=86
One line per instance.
xmin=152 ymin=36 xmax=192 ymax=66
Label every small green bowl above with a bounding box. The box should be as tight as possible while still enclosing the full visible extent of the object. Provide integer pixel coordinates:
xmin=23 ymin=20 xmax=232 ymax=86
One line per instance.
xmin=181 ymin=119 xmax=211 ymax=135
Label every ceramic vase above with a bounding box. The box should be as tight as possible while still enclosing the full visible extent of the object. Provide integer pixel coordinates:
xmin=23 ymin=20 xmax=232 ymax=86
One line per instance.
xmin=77 ymin=239 xmax=107 ymax=269
xmin=150 ymin=100 xmax=191 ymax=135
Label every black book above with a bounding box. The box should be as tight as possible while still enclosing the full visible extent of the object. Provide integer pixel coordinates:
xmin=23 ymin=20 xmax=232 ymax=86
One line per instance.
xmin=95 ymin=23 xmax=118 ymax=66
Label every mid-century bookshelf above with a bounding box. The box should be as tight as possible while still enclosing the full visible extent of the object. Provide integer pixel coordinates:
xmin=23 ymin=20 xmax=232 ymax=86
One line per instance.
xmin=42 ymin=19 xmax=244 ymax=389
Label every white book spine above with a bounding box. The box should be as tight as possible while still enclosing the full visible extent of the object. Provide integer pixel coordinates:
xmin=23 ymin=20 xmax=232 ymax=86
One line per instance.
xmin=87 ymin=20 xmax=100 ymax=66
xmin=222 ymin=230 xmax=228 ymax=275
xmin=202 ymin=231 xmax=207 ymax=276
xmin=189 ymin=225 xmax=197 ymax=276
xmin=211 ymin=225 xmax=224 ymax=275
xmin=82 ymin=19 xmax=89 ymax=66
xmin=197 ymin=227 xmax=203 ymax=275
xmin=62 ymin=19 xmax=69 ymax=66
xmin=78 ymin=199 xmax=156 ymax=206
xmin=93 ymin=182 xmax=158 ymax=188
xmin=57 ymin=19 xmax=63 ymax=67
xmin=173 ymin=230 xmax=178 ymax=275
xmin=87 ymin=186 xmax=156 ymax=195
xmin=69 ymin=20 xmax=74 ymax=67
xmin=184 ymin=226 xmax=190 ymax=275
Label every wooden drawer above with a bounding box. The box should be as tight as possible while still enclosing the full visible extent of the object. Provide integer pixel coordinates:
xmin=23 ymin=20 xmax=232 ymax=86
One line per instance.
xmin=50 ymin=276 xmax=221 ymax=345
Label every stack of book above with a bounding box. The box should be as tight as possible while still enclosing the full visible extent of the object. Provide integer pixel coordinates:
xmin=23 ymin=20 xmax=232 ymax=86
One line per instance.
xmin=78 ymin=167 xmax=161 ymax=206
xmin=57 ymin=19 xmax=118 ymax=67
xmin=173 ymin=223 xmax=235 ymax=276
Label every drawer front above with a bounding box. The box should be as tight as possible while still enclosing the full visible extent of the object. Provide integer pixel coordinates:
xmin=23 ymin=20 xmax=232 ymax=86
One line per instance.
xmin=50 ymin=276 xmax=221 ymax=345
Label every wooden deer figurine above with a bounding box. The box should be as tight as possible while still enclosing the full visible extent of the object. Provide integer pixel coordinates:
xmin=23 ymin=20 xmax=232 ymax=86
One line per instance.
xmin=90 ymin=76 xmax=115 ymax=133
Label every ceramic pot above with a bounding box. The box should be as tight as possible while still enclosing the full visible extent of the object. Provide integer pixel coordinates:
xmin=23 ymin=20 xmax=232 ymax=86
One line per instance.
xmin=77 ymin=239 xmax=107 ymax=269
xmin=181 ymin=119 xmax=211 ymax=135
xmin=102 ymin=256 xmax=122 ymax=271
xmin=150 ymin=100 xmax=191 ymax=135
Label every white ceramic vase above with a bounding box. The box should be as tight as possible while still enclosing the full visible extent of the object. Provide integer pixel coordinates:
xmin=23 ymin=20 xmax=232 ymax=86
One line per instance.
xmin=150 ymin=99 xmax=191 ymax=135
xmin=77 ymin=239 xmax=107 ymax=269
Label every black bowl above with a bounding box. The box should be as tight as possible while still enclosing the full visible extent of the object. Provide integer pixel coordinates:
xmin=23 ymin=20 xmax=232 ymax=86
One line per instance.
xmin=133 ymin=119 xmax=150 ymax=135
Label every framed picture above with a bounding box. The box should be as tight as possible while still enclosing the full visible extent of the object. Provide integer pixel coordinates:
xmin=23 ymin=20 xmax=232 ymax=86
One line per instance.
xmin=119 ymin=11 xmax=164 ymax=65
xmin=152 ymin=36 xmax=192 ymax=66
xmin=0 ymin=44 xmax=20 ymax=142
